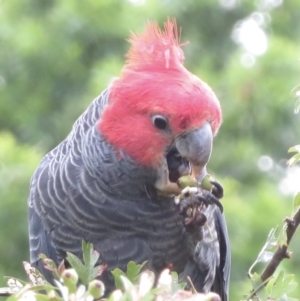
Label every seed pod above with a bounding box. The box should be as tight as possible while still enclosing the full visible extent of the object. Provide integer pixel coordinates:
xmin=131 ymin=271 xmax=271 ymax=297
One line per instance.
xmin=88 ymin=279 xmax=105 ymax=299
xmin=177 ymin=175 xmax=197 ymax=189
xmin=61 ymin=269 xmax=78 ymax=293
xmin=200 ymin=174 xmax=214 ymax=191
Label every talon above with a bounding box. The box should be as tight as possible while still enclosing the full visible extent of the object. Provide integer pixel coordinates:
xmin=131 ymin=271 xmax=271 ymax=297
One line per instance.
xmin=212 ymin=198 xmax=223 ymax=213
xmin=210 ymin=180 xmax=224 ymax=199
xmin=197 ymin=193 xmax=224 ymax=213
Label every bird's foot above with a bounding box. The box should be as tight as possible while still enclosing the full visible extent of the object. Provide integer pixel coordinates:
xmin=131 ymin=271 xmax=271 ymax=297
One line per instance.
xmin=176 ymin=180 xmax=224 ymax=227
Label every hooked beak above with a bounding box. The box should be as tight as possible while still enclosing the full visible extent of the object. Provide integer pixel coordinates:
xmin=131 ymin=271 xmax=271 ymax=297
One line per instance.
xmin=175 ymin=122 xmax=212 ymax=179
xmin=154 ymin=122 xmax=213 ymax=196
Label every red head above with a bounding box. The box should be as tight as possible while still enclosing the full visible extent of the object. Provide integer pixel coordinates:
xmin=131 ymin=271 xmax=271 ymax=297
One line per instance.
xmin=99 ymin=19 xmax=222 ymax=168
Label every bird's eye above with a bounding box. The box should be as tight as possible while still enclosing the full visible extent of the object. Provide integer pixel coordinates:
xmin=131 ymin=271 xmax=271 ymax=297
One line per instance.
xmin=152 ymin=115 xmax=168 ymax=130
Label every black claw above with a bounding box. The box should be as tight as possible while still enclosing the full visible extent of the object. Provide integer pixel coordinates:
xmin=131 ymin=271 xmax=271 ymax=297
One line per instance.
xmin=196 ymin=193 xmax=224 ymax=213
xmin=215 ymin=198 xmax=224 ymax=213
xmin=178 ymin=180 xmax=224 ymax=229
xmin=210 ymin=180 xmax=224 ymax=199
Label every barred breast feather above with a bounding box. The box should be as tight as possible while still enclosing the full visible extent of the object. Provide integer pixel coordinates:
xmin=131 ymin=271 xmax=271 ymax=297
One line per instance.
xmin=28 ymin=88 xmax=189 ymax=286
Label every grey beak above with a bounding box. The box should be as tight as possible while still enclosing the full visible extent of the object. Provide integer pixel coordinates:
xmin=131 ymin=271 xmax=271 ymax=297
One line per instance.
xmin=175 ymin=122 xmax=213 ymax=177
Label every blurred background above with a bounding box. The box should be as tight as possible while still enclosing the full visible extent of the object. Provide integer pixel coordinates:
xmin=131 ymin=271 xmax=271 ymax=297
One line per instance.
xmin=0 ymin=0 xmax=300 ymax=299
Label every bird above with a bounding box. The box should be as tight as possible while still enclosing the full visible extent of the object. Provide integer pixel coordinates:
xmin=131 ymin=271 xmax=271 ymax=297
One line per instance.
xmin=28 ymin=18 xmax=230 ymax=300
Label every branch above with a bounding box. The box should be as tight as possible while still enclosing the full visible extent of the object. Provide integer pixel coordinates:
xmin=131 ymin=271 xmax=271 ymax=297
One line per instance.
xmin=260 ymin=206 xmax=300 ymax=282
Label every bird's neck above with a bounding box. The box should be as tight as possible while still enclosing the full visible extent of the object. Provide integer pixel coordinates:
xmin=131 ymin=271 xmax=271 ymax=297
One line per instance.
xmin=82 ymin=126 xmax=159 ymax=202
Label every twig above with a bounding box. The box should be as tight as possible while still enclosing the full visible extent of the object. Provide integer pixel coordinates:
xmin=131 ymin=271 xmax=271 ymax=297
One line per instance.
xmin=247 ymin=277 xmax=271 ymax=300
xmin=187 ymin=276 xmax=197 ymax=294
xmin=260 ymin=206 xmax=300 ymax=282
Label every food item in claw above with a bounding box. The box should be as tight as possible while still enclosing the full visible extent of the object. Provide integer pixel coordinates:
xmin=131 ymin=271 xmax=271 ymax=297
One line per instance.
xmin=177 ymin=175 xmax=197 ymax=189
xmin=199 ymin=174 xmax=215 ymax=191
xmin=177 ymin=174 xmax=215 ymax=191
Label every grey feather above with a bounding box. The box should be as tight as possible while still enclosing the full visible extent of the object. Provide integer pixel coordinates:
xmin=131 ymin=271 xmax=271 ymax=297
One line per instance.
xmin=28 ymin=88 xmax=230 ymax=299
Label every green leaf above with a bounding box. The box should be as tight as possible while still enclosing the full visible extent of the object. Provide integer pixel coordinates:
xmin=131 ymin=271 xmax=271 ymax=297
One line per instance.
xmin=82 ymin=241 xmax=90 ymax=266
xmin=66 ymin=252 xmax=97 ymax=285
xmin=265 ymin=276 xmax=276 ymax=296
xmin=111 ymin=268 xmax=127 ymax=290
xmin=170 ymin=271 xmax=186 ymax=293
xmin=66 ymin=241 xmax=102 ymax=285
xmin=126 ymin=261 xmax=147 ymax=284
xmin=288 ymin=145 xmax=300 ymax=166
xmin=285 ymin=283 xmax=298 ymax=295
xmin=270 ymin=271 xmax=298 ymax=299
xmin=250 ymin=272 xmax=268 ymax=301
xmin=276 ymin=269 xmax=285 ymax=283
xmin=280 ymin=274 xmax=298 ymax=297
xmin=293 ymin=192 xmax=300 ymax=213
xmin=112 ymin=262 xmax=148 ymax=292
xmin=287 ymin=153 xmax=300 ymax=167
xmin=66 ymin=252 xmax=85 ymax=274
xmin=82 ymin=241 xmax=100 ymax=268
xmin=288 ymin=145 xmax=300 ymax=153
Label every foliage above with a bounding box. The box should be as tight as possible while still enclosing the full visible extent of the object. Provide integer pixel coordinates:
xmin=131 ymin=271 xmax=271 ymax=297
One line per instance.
xmin=244 ymin=91 xmax=300 ymax=301
xmin=288 ymin=145 xmax=300 ymax=167
xmin=66 ymin=241 xmax=104 ymax=286
xmin=111 ymin=261 xmax=148 ymax=291
xmin=247 ymin=270 xmax=298 ymax=301
xmin=3 ymin=242 xmax=217 ymax=301
xmin=246 ymin=227 xmax=298 ymax=300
